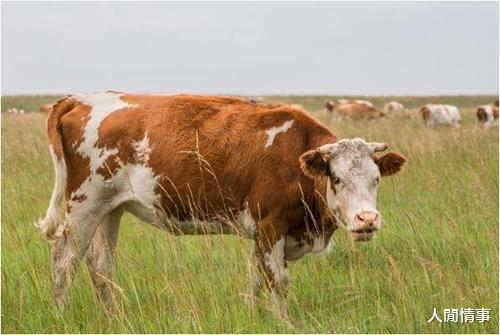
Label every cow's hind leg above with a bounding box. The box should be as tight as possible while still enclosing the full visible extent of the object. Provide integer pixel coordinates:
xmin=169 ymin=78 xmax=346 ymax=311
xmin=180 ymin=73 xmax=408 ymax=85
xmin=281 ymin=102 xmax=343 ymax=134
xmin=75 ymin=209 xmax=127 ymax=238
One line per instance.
xmin=85 ymin=207 xmax=123 ymax=310
xmin=51 ymin=214 xmax=99 ymax=310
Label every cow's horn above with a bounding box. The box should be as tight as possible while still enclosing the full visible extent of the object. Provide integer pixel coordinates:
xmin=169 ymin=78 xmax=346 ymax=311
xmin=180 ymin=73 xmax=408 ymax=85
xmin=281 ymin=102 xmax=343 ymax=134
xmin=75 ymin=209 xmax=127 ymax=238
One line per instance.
xmin=368 ymin=142 xmax=388 ymax=152
xmin=317 ymin=143 xmax=336 ymax=154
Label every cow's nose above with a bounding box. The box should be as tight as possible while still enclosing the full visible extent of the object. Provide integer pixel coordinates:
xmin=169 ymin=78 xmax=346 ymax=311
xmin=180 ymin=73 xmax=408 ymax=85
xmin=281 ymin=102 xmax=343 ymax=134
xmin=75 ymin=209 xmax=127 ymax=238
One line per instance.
xmin=354 ymin=211 xmax=381 ymax=230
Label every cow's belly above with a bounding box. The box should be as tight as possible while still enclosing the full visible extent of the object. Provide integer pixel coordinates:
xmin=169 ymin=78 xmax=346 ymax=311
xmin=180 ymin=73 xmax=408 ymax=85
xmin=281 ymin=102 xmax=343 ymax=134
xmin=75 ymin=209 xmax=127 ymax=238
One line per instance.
xmin=123 ymin=197 xmax=256 ymax=238
xmin=70 ymin=161 xmax=257 ymax=238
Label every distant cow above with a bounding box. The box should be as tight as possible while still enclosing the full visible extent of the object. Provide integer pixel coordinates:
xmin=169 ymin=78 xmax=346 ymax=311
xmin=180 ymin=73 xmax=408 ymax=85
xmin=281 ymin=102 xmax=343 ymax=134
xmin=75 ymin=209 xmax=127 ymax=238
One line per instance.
xmin=476 ymin=104 xmax=499 ymax=128
xmin=40 ymin=103 xmax=54 ymax=113
xmin=324 ymin=101 xmax=336 ymax=113
xmin=324 ymin=99 xmax=373 ymax=113
xmin=383 ymin=101 xmax=407 ymax=117
xmin=332 ymin=102 xmax=385 ymax=120
xmin=37 ymin=92 xmax=406 ymax=312
xmin=419 ymin=104 xmax=461 ymax=128
xmin=6 ymin=108 xmax=25 ymax=115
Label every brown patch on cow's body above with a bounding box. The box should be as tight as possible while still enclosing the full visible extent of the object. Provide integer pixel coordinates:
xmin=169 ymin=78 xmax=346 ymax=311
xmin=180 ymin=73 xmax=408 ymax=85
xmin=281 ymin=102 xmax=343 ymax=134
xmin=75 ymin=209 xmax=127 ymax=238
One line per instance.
xmin=59 ymin=104 xmax=93 ymax=199
xmin=47 ymin=96 xmax=78 ymax=160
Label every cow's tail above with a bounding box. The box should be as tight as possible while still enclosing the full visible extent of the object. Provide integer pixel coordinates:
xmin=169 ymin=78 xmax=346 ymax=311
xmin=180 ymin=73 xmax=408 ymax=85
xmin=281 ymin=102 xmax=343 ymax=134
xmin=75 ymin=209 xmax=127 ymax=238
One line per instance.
xmin=36 ymin=96 xmax=76 ymax=240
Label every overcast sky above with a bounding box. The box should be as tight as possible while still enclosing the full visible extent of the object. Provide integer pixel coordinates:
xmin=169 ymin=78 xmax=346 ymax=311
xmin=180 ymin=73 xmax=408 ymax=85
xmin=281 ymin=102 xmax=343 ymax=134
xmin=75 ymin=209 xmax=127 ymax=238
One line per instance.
xmin=1 ymin=1 xmax=498 ymax=95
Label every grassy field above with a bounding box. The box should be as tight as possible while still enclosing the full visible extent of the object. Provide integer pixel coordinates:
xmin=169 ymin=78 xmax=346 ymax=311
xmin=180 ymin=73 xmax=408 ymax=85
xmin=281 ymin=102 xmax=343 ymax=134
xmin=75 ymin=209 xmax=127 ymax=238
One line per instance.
xmin=1 ymin=95 xmax=498 ymax=333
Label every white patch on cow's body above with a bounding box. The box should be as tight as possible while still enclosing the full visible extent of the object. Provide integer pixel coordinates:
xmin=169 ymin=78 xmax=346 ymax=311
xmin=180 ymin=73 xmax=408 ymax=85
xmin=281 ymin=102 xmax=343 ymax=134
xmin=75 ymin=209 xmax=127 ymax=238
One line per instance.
xmin=69 ymin=163 xmax=161 ymax=224
xmin=425 ymin=104 xmax=461 ymax=128
xmin=36 ymin=145 xmax=68 ymax=239
xmin=237 ymin=201 xmax=257 ymax=238
xmin=264 ymin=120 xmax=294 ymax=148
xmin=133 ymin=132 xmax=152 ymax=163
xmin=284 ymin=232 xmax=329 ymax=260
xmin=264 ymin=236 xmax=287 ymax=282
xmin=284 ymin=235 xmax=310 ymax=260
xmin=481 ymin=105 xmax=494 ymax=122
xmin=72 ymin=92 xmax=135 ymax=173
xmin=68 ymin=93 xmax=162 ymax=228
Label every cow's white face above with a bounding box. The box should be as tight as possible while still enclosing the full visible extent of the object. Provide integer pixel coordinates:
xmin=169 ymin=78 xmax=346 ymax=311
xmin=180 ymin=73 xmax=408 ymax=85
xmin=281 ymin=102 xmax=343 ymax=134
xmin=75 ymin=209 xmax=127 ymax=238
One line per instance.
xmin=300 ymin=138 xmax=406 ymax=241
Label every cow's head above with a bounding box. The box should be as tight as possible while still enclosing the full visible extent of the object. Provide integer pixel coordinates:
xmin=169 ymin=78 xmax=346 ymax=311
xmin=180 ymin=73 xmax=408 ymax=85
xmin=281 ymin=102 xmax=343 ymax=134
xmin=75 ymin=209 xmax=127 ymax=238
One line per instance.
xmin=300 ymin=138 xmax=406 ymax=241
xmin=476 ymin=107 xmax=488 ymax=124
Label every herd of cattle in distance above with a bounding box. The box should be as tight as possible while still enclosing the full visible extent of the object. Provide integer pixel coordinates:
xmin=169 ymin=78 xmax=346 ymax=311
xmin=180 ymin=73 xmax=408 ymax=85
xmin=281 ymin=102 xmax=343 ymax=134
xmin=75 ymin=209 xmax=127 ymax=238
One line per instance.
xmin=5 ymin=99 xmax=500 ymax=128
xmin=322 ymin=98 xmax=499 ymax=128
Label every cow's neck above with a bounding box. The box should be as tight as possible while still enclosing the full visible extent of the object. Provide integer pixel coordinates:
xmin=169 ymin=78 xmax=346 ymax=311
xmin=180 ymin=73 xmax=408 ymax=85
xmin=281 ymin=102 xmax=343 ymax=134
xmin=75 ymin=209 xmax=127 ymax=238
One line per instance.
xmin=294 ymin=177 xmax=337 ymax=239
xmin=283 ymin=176 xmax=338 ymax=260
xmin=304 ymin=176 xmax=338 ymax=238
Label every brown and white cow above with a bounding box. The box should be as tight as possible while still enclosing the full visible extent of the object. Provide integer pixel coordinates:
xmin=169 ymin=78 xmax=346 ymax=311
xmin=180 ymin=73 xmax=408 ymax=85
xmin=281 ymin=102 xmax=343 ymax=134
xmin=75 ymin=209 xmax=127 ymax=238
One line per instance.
xmin=324 ymin=99 xmax=373 ymax=114
xmin=419 ymin=104 xmax=461 ymax=128
xmin=37 ymin=92 xmax=406 ymax=312
xmin=476 ymin=104 xmax=499 ymax=128
xmin=383 ymin=101 xmax=408 ymax=118
xmin=331 ymin=102 xmax=385 ymax=121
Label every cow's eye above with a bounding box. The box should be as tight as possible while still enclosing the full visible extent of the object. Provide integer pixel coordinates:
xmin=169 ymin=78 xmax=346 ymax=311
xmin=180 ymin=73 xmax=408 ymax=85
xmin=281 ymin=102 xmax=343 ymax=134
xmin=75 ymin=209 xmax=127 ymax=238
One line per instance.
xmin=374 ymin=177 xmax=381 ymax=185
xmin=332 ymin=177 xmax=341 ymax=185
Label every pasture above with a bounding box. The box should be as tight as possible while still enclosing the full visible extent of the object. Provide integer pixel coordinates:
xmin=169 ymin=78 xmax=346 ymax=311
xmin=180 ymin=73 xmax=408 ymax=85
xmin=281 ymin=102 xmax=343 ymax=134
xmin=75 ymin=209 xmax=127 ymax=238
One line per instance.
xmin=1 ymin=95 xmax=498 ymax=333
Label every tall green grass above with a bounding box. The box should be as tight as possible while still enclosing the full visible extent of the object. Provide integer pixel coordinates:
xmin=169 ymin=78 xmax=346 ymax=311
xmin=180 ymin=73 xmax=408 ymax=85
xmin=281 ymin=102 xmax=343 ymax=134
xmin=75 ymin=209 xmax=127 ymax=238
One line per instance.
xmin=1 ymin=96 xmax=498 ymax=333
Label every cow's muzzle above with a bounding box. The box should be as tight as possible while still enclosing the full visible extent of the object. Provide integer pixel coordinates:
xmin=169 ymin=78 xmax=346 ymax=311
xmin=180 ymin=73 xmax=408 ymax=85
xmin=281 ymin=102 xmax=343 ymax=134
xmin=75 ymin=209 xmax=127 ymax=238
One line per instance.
xmin=350 ymin=211 xmax=381 ymax=241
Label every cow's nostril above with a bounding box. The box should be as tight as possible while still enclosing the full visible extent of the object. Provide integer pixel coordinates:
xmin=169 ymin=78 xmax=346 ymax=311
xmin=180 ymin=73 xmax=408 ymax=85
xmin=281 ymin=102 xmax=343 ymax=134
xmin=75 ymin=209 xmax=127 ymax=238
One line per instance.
xmin=356 ymin=213 xmax=364 ymax=222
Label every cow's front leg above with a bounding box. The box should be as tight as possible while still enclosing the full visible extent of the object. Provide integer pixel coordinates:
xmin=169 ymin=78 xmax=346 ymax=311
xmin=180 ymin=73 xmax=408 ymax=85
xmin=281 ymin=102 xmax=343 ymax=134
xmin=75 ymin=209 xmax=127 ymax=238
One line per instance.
xmin=251 ymin=219 xmax=288 ymax=317
xmin=246 ymin=245 xmax=262 ymax=306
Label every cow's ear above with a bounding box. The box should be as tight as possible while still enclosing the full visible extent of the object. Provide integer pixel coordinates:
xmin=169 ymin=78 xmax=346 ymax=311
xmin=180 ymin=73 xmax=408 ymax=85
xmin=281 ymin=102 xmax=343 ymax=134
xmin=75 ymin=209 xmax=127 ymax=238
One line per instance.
xmin=300 ymin=149 xmax=331 ymax=178
xmin=374 ymin=152 xmax=406 ymax=177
